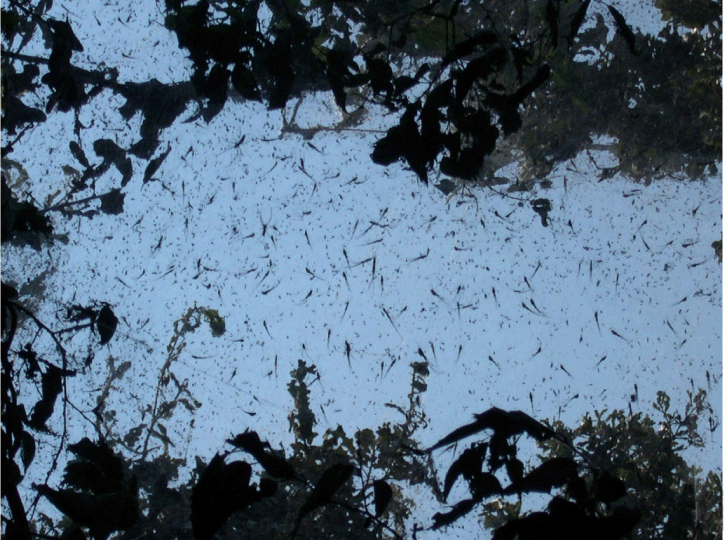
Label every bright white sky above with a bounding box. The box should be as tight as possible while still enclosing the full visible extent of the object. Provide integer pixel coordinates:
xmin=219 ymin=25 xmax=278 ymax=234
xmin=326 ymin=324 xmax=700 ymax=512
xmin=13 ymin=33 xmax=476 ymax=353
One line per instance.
xmin=2 ymin=0 xmax=722 ymax=537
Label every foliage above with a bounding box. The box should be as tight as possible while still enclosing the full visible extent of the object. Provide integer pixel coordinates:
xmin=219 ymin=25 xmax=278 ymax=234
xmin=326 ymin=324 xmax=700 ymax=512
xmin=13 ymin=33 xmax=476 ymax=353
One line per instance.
xmin=522 ymin=389 xmax=723 ymax=540
xmin=3 ymin=279 xmax=722 ymax=540
xmin=1 ymin=1 xmax=722 ymax=539
xmin=1 ymin=279 xmax=122 ymax=540
xmin=95 ymin=306 xmax=222 ymax=460
xmin=512 ymin=1 xmax=721 ymax=186
xmin=1 ymin=0 xmax=719 ymax=219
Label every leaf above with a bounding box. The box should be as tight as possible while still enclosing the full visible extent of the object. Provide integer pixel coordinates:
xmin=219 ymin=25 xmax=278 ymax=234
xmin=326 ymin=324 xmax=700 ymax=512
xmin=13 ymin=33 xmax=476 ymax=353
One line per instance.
xmin=19 ymin=430 xmax=36 ymax=471
xmin=427 ymin=408 xmax=554 ymax=451
xmin=296 ymin=463 xmax=354 ymax=526
xmin=97 ymin=304 xmax=118 ymax=345
xmin=596 ymin=506 xmax=642 ymax=539
xmin=365 ymin=57 xmax=393 ymax=95
xmin=1 ymin=96 xmax=47 ymax=135
xmin=227 ymin=430 xmax=298 ymax=480
xmin=442 ymin=443 xmax=487 ymax=501
xmin=469 ymin=472 xmax=503 ymax=501
xmin=69 ymin=141 xmax=90 ymax=168
xmin=505 ymin=457 xmax=524 ymax=484
xmin=454 ymin=48 xmax=508 ymax=103
xmin=265 ymin=31 xmax=294 ymax=109
xmin=431 ymin=498 xmax=477 ymax=529
xmin=593 ymin=470 xmax=626 ymax=504
xmin=531 ymin=198 xmax=552 ymax=226
xmin=568 ymin=0 xmax=591 ymax=49
xmin=393 ymin=63 xmax=429 ymax=98
xmin=607 ymin=5 xmax=637 ymax=55
xmin=231 ymin=60 xmax=261 ymax=101
xmin=34 ymin=482 xmax=139 ymax=538
xmin=48 ymin=19 xmax=84 ymax=52
xmin=99 ymin=189 xmax=125 ymax=215
xmin=28 ymin=365 xmax=63 ymax=429
xmin=227 ymin=429 xmax=266 ymax=454
xmin=503 ymin=457 xmax=578 ymax=495
xmin=434 ymin=179 xmax=457 ymax=195
xmin=373 ymin=479 xmax=393 ymax=517
xmin=191 ymin=454 xmax=257 ymax=540
xmin=116 ymin=157 xmax=133 ymax=187
xmin=93 ymin=139 xmax=125 ymax=163
xmin=425 ymin=79 xmax=453 ymax=111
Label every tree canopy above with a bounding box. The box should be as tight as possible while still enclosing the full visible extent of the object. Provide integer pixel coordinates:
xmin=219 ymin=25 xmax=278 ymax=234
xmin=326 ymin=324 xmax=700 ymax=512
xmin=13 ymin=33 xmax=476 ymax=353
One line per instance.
xmin=1 ymin=0 xmax=722 ymax=538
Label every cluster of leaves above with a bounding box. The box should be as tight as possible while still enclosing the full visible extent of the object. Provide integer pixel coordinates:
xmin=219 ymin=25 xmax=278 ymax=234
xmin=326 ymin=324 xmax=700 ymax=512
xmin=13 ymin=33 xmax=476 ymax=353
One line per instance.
xmin=1 ymin=278 xmax=124 ymax=540
xmin=32 ymin=438 xmax=139 ymax=540
xmin=5 ymin=291 xmax=722 ymax=540
xmin=512 ymin=0 xmax=721 ymax=186
xmin=98 ymin=306 xmax=220 ymax=460
xmin=512 ymin=389 xmax=723 ymax=540
xmin=0 ymin=1 xmax=671 ymax=197
xmin=414 ymin=407 xmax=641 ymax=538
xmin=1 ymin=173 xmax=53 ymax=250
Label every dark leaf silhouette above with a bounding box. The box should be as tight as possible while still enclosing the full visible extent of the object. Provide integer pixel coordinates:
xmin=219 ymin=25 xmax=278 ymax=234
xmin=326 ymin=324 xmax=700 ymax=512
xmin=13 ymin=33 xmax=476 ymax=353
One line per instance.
xmin=428 ymin=407 xmax=554 ymax=451
xmin=469 ymin=472 xmax=503 ymax=501
xmin=65 ymin=437 xmax=125 ymax=492
xmin=503 ymin=457 xmax=578 ymax=495
xmin=295 ymin=463 xmax=354 ymax=529
xmin=373 ymin=479 xmax=393 ymax=517
xmin=511 ymin=64 xmax=551 ymax=105
xmin=48 ymin=19 xmax=84 ymax=53
xmin=568 ymin=0 xmax=591 ymax=49
xmin=505 ymin=457 xmax=524 ymax=484
xmin=28 ymin=364 xmax=63 ymax=429
xmin=99 ymin=189 xmax=125 ymax=215
xmin=434 ymin=179 xmax=457 ymax=195
xmin=431 ymin=498 xmax=477 ymax=529
xmin=425 ymin=79 xmax=454 ymax=111
xmin=325 ymin=45 xmax=363 ymax=111
xmin=191 ymin=454 xmax=258 ymax=540
xmin=231 ymin=59 xmax=261 ymax=101
xmin=455 ymin=47 xmax=508 ymax=103
xmin=18 ymin=431 xmax=35 ymax=471
xmin=96 ymin=305 xmax=118 ymax=345
xmin=34 ymin=479 xmax=138 ymax=540
xmin=488 ymin=431 xmax=516 ymax=471
xmin=547 ymin=496 xmax=590 ymax=536
xmin=393 ymin=63 xmax=429 ymax=98
xmin=227 ymin=429 xmax=298 ymax=480
xmin=2 ymin=96 xmax=46 ymax=135
xmin=253 ymin=450 xmax=300 ymax=480
xmin=595 ymin=506 xmax=642 ymax=539
xmin=607 ymin=5 xmax=637 ymax=55
xmin=366 ymin=57 xmax=393 ymax=96
xmin=442 ymin=443 xmax=487 ymax=500
xmin=69 ymin=141 xmax=90 ymax=168
xmin=265 ymin=31 xmax=294 ymax=109
xmin=117 ymin=157 xmax=133 ymax=187
xmin=227 ymin=429 xmax=268 ymax=454
xmin=593 ymin=470 xmax=626 ymax=505
xmin=371 ymin=107 xmax=419 ymax=167
xmin=93 ymin=139 xmax=125 ymax=163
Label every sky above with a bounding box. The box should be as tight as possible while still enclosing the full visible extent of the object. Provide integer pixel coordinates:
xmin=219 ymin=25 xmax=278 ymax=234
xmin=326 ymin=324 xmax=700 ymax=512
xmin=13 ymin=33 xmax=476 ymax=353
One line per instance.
xmin=2 ymin=0 xmax=722 ymax=538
